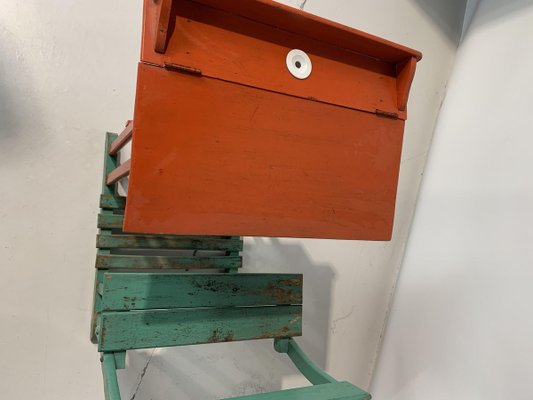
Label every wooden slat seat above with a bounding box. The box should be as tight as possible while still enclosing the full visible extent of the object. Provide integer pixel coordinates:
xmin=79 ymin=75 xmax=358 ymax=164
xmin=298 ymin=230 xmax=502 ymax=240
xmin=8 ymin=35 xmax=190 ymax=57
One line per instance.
xmin=96 ymin=233 xmax=242 ymax=251
xmin=98 ymin=304 xmax=302 ymax=351
xmin=99 ymin=272 xmax=302 ymax=310
xmin=95 ymin=272 xmax=303 ymax=351
xmin=95 ymin=253 xmax=242 ymax=269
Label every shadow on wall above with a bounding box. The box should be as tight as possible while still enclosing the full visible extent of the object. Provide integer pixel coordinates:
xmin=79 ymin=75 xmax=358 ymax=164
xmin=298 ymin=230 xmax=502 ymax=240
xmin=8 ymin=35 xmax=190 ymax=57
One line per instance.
xmin=245 ymin=237 xmax=335 ymax=369
xmin=0 ymin=25 xmax=44 ymax=166
xmin=411 ymin=0 xmax=468 ymax=45
xmin=413 ymin=0 xmax=533 ymax=44
xmin=462 ymin=0 xmax=533 ymax=31
xmin=115 ymin=239 xmax=335 ymax=400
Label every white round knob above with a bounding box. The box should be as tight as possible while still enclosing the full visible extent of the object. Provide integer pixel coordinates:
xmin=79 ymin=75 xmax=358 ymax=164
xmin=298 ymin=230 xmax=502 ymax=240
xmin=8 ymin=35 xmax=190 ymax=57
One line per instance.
xmin=286 ymin=49 xmax=312 ymax=80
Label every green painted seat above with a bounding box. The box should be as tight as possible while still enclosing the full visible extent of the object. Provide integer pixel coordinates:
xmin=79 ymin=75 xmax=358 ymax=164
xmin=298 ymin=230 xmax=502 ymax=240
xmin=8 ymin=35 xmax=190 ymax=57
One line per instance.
xmin=92 ymin=132 xmax=371 ymax=400
xmin=96 ymin=272 xmax=303 ymax=352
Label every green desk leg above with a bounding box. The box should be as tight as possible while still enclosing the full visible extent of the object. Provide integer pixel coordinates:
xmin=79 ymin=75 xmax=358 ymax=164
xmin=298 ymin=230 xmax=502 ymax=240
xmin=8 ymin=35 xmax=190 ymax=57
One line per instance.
xmin=101 ymin=353 xmax=121 ymax=400
xmin=274 ymin=338 xmax=370 ymax=398
xmin=274 ymin=338 xmax=337 ymax=385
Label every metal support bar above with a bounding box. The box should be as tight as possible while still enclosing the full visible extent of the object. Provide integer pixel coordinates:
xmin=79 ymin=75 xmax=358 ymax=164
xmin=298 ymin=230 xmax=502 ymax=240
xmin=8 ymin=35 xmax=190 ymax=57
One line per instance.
xmin=101 ymin=353 xmax=122 ymax=400
xmin=274 ymin=338 xmax=337 ymax=385
xmin=114 ymin=351 xmax=127 ymax=370
xmin=108 ymin=120 xmax=133 ymax=156
xmin=106 ymin=159 xmax=131 ymax=185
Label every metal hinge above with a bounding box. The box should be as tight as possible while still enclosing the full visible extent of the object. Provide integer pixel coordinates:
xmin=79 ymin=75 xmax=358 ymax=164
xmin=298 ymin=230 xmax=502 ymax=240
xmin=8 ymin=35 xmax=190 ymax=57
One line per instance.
xmin=164 ymin=62 xmax=203 ymax=76
xmin=375 ymin=109 xmax=399 ymax=119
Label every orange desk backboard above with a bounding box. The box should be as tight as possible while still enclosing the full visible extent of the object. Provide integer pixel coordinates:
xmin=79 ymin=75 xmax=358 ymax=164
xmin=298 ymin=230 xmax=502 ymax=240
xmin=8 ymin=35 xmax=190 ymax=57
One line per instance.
xmin=124 ymin=0 xmax=421 ymax=240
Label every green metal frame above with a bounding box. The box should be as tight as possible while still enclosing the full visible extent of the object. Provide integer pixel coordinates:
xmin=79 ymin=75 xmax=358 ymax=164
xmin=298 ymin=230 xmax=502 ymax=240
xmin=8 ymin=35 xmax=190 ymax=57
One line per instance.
xmin=100 ymin=338 xmax=370 ymax=400
xmin=101 ymin=353 xmax=121 ymax=400
xmin=92 ymin=132 xmax=371 ymax=400
xmin=274 ymin=338 xmax=337 ymax=385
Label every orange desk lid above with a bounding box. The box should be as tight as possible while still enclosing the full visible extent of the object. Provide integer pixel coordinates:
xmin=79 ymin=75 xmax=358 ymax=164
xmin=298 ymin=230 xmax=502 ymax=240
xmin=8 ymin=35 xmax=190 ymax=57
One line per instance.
xmin=141 ymin=0 xmax=421 ymax=119
xmin=116 ymin=0 xmax=422 ymax=240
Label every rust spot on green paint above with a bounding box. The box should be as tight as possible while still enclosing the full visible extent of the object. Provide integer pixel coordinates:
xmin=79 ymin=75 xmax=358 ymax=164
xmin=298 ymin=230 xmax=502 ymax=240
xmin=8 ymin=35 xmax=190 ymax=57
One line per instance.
xmin=208 ymin=329 xmax=235 ymax=343
xmin=208 ymin=329 xmax=222 ymax=343
xmin=254 ymin=326 xmax=293 ymax=340
xmin=278 ymin=278 xmax=303 ymax=287
xmin=263 ymin=277 xmax=303 ymax=304
xmin=100 ymin=326 xmax=107 ymax=344
xmin=191 ymin=278 xmax=242 ymax=294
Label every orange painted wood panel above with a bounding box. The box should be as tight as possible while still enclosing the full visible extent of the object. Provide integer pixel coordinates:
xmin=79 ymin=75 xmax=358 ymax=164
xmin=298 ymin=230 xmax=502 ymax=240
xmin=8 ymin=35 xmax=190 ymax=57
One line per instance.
xmin=190 ymin=0 xmax=422 ymax=63
xmin=124 ymin=63 xmax=405 ymax=240
xmin=140 ymin=0 xmax=417 ymax=119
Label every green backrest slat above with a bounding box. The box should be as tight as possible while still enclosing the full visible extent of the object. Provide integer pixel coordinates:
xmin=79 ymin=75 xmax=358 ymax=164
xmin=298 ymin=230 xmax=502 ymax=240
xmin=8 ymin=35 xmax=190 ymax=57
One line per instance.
xmin=227 ymin=382 xmax=370 ymax=400
xmin=96 ymin=214 xmax=242 ymax=243
xmin=100 ymin=194 xmax=127 ymax=210
xmin=95 ymin=254 xmax=242 ymax=269
xmin=101 ymin=273 xmax=302 ymax=310
xmin=98 ymin=213 xmax=124 ymax=229
xmin=97 ymin=305 xmax=302 ymax=351
xmin=96 ymin=234 xmax=243 ymax=251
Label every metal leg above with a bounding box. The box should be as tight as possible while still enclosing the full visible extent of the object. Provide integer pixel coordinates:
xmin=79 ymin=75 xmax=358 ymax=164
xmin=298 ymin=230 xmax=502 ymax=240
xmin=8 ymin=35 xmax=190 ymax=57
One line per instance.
xmin=101 ymin=353 xmax=122 ymax=400
xmin=274 ymin=338 xmax=337 ymax=385
xmin=274 ymin=338 xmax=370 ymax=398
xmin=114 ymin=351 xmax=127 ymax=370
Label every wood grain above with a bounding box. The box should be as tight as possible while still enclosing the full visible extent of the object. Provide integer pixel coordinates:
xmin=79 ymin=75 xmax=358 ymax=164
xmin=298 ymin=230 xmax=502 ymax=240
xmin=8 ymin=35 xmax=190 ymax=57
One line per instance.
xmin=95 ymin=254 xmax=242 ymax=270
xmin=125 ymin=63 xmax=405 ymax=239
xmin=141 ymin=0 xmax=406 ymax=118
xmin=97 ymin=305 xmax=302 ymax=351
xmin=101 ymin=272 xmax=302 ymax=310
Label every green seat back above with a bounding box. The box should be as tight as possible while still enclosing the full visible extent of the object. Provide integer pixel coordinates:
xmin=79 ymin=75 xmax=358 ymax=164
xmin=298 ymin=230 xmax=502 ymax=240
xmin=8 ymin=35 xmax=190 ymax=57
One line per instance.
xmin=96 ymin=272 xmax=303 ymax=352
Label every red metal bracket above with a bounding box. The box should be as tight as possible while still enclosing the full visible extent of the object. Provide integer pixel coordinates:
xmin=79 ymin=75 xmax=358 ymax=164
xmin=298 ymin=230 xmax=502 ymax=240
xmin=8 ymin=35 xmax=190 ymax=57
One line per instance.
xmin=108 ymin=120 xmax=133 ymax=156
xmin=106 ymin=159 xmax=131 ymax=185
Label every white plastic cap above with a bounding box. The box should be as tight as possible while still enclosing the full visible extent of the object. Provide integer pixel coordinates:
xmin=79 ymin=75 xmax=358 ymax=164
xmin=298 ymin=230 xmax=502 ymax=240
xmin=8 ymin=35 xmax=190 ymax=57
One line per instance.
xmin=286 ymin=49 xmax=312 ymax=80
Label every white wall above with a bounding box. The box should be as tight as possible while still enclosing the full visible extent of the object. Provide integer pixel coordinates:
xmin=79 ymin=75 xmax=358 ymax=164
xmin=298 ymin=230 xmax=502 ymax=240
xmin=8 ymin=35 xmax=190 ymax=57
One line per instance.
xmin=372 ymin=1 xmax=533 ymax=399
xmin=0 ymin=1 xmax=465 ymax=399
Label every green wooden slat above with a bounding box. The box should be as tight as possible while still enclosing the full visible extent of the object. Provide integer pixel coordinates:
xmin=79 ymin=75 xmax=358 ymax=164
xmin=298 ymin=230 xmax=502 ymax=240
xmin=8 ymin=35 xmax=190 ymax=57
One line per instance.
xmin=96 ymin=234 xmax=243 ymax=251
xmin=90 ymin=269 xmax=106 ymax=344
xmin=101 ymin=273 xmax=302 ymax=310
xmin=95 ymin=254 xmax=242 ymax=269
xmin=100 ymin=194 xmax=126 ymax=210
xmin=226 ymin=382 xmax=371 ymax=400
xmin=98 ymin=213 xmax=124 ymax=230
xmin=97 ymin=305 xmax=302 ymax=351
xmin=97 ymin=214 xmax=242 ymax=243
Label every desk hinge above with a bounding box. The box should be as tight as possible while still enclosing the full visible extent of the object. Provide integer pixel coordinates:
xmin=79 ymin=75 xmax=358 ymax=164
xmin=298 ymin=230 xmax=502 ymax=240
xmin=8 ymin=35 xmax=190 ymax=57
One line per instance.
xmin=164 ymin=63 xmax=203 ymax=76
xmin=375 ymin=109 xmax=399 ymax=119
